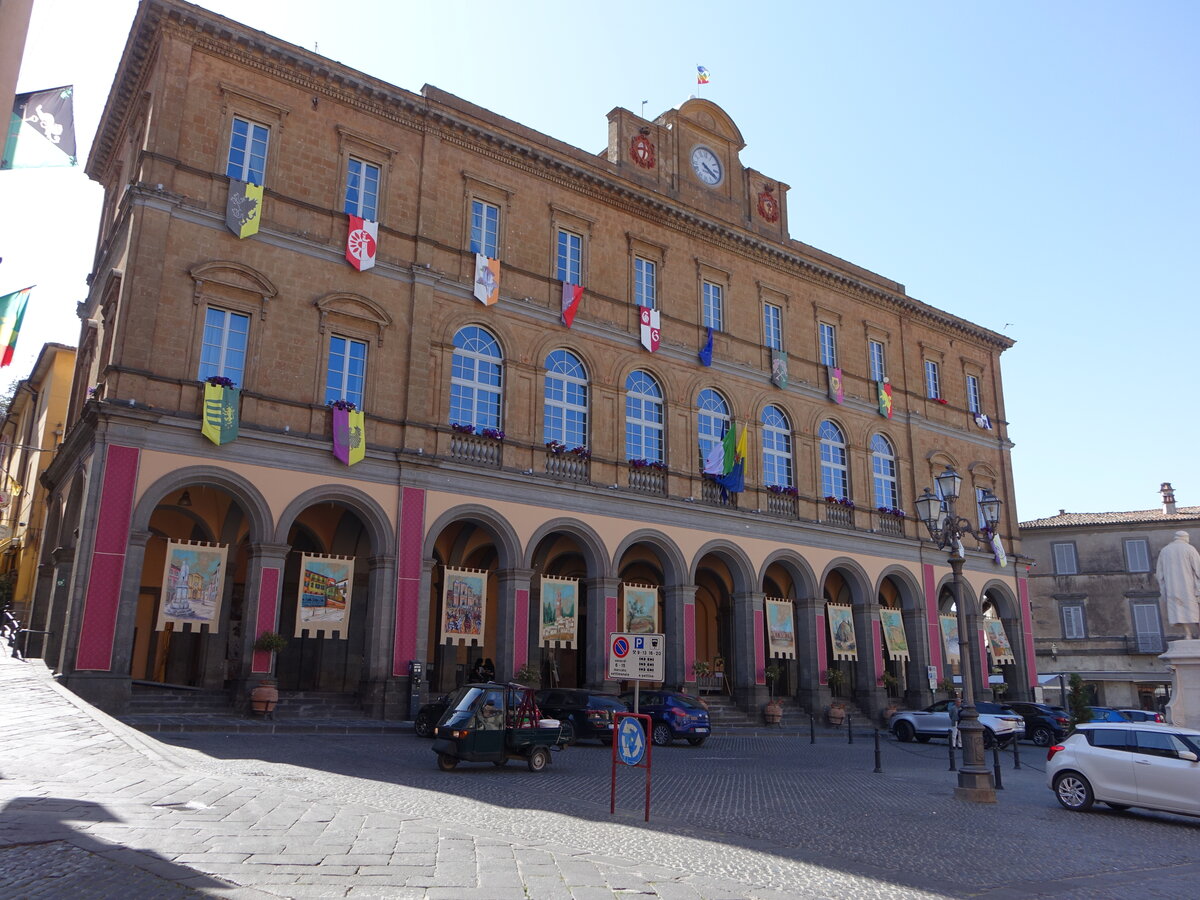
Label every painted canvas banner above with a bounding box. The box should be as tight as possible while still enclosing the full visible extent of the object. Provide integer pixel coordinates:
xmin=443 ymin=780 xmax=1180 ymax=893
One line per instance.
xmin=225 ymin=178 xmax=263 ymax=238
xmin=770 ymin=350 xmax=788 ymax=389
xmin=623 ymin=583 xmax=658 ymax=634
xmin=473 ymin=253 xmax=500 ymax=305
xmin=878 ymin=380 xmax=893 ymax=418
xmin=540 ymin=576 xmax=578 ymax=648
xmin=940 ymin=615 xmax=962 ymax=669
xmin=827 ymin=367 xmax=844 ymax=404
xmin=295 ymin=553 xmax=354 ymax=638
xmin=157 ymin=540 xmax=228 ymax=632
xmin=765 ymin=597 xmax=796 ymax=659
xmin=346 ymin=215 xmax=378 ymax=271
xmin=331 ymin=406 xmax=365 ymax=466
xmin=879 ymin=607 xmax=910 ymax=662
xmin=983 ymin=617 xmax=1016 ymax=664
xmin=202 ymin=383 xmax=239 ymax=445
xmin=826 ymin=603 xmax=857 ymax=660
xmin=638 ymin=305 xmax=660 ymax=352
xmin=441 ymin=566 xmax=487 ymax=645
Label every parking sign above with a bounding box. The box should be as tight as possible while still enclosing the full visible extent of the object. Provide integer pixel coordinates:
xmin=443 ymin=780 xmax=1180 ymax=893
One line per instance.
xmin=607 ymin=632 xmax=664 ymax=681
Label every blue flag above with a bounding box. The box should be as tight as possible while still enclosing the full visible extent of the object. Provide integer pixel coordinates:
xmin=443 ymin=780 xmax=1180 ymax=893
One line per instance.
xmin=698 ymin=327 xmax=713 ymax=366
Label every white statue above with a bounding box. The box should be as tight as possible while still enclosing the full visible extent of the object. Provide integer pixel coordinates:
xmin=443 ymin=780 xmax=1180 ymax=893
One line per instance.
xmin=1155 ymin=531 xmax=1200 ymax=640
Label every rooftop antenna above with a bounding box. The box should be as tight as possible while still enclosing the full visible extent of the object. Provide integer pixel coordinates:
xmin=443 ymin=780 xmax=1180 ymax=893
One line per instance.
xmin=641 ymin=100 xmax=648 ymax=118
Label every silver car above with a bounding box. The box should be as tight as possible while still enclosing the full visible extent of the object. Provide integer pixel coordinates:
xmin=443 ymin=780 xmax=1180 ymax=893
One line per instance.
xmin=1047 ymin=722 xmax=1200 ymax=815
xmin=890 ymin=699 xmax=1025 ymax=747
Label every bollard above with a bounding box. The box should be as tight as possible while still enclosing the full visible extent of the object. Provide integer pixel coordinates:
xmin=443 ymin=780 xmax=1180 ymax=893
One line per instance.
xmin=873 ymin=729 xmax=882 ymax=774
xmin=847 ymin=713 xmax=853 ymax=744
xmin=1012 ymin=736 xmax=1021 ymax=769
xmin=992 ymin=744 xmax=1004 ymax=789
xmin=809 ymin=714 xmax=816 ymax=744
xmin=948 ymin=739 xmax=957 ymax=771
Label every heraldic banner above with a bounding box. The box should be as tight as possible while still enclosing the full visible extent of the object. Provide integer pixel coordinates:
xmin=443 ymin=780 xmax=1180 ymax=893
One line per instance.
xmin=983 ymin=618 xmax=1016 ymax=664
xmin=879 ymin=607 xmax=910 ymax=662
xmin=765 ymin=597 xmax=796 ymax=659
xmin=826 ymin=603 xmax=857 ymax=660
xmin=540 ymin=576 xmax=578 ymax=648
xmin=331 ymin=405 xmax=365 ymax=466
xmin=940 ymin=615 xmax=962 ymax=669
xmin=225 ymin=178 xmax=263 ymax=239
xmin=157 ymin=540 xmax=228 ymax=632
xmin=202 ymin=382 xmax=239 ymax=445
xmin=623 ymin=583 xmax=658 ymax=634
xmin=296 ymin=553 xmax=354 ymax=639
xmin=442 ymin=566 xmax=487 ymax=646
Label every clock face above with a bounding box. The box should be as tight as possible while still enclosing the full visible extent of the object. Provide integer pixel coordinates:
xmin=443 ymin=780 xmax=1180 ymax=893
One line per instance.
xmin=690 ymin=146 xmax=722 ymax=185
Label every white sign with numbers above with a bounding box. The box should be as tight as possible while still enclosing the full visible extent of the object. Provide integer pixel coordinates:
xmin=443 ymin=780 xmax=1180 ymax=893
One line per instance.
xmin=608 ymin=632 xmax=665 ymax=682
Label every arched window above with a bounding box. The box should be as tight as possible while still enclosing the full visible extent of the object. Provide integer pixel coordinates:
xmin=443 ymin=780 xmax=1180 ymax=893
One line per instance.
xmin=697 ymin=389 xmax=730 ymax=464
xmin=625 ymin=370 xmax=663 ymax=462
xmin=761 ymin=405 xmax=793 ymax=488
xmin=819 ymin=420 xmax=848 ymax=499
xmin=450 ymin=326 xmax=502 ymax=429
xmin=872 ymin=433 xmax=899 ymax=508
xmin=544 ymin=350 xmax=588 ymax=448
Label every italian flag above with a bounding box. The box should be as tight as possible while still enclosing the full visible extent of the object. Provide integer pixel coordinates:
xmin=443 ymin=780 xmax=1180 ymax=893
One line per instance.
xmin=0 ymin=287 xmax=31 ymax=367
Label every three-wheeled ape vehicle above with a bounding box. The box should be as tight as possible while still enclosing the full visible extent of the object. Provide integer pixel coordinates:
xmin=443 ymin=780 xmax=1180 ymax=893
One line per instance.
xmin=431 ymin=682 xmax=570 ymax=772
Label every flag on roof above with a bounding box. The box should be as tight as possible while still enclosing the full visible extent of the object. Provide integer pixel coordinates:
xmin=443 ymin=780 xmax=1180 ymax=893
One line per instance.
xmin=2 ymin=86 xmax=76 ymax=170
xmin=561 ymin=282 xmax=583 ymax=327
xmin=0 ymin=287 xmax=31 ymax=367
xmin=697 ymin=66 xmax=710 ymax=85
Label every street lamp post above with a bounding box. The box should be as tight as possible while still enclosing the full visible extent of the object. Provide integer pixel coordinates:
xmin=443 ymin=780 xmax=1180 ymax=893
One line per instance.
xmin=915 ymin=466 xmax=1003 ymax=804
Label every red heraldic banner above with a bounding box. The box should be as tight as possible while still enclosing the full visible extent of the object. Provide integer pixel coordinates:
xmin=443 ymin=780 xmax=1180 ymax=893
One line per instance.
xmin=561 ymin=282 xmax=583 ymax=327
xmin=639 ymin=305 xmax=660 ymax=352
xmin=346 ymin=216 xmax=378 ymax=271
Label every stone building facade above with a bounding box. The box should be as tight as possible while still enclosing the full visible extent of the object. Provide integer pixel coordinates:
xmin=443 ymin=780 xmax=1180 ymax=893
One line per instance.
xmin=31 ymin=0 xmax=1032 ymax=720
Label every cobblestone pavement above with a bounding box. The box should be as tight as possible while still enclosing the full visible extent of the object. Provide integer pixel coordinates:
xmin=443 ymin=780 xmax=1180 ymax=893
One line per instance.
xmin=3 ymin=653 xmax=1199 ymax=899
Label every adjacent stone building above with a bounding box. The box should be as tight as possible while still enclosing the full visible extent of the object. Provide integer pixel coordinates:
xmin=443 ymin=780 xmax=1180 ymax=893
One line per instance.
xmin=1020 ymin=483 xmax=1198 ymax=712
xmin=29 ymin=0 xmax=1032 ymax=721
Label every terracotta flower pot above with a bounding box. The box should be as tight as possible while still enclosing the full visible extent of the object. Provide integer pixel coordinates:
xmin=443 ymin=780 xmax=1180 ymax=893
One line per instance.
xmin=763 ymin=699 xmax=782 ymax=726
xmin=250 ymin=679 xmax=278 ymax=716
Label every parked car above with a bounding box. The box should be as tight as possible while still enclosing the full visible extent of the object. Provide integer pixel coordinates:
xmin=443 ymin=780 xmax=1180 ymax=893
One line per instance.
xmin=535 ymin=689 xmax=628 ymax=744
xmin=1117 ymin=708 xmax=1165 ymax=723
xmin=414 ymin=692 xmax=452 ymax=738
xmin=890 ymin=699 xmax=1025 ymax=748
xmin=1085 ymin=706 xmax=1131 ymax=723
xmin=1005 ymin=700 xmax=1072 ymax=746
xmin=619 ymin=690 xmax=711 ymax=746
xmin=1047 ymin=721 xmax=1200 ymax=815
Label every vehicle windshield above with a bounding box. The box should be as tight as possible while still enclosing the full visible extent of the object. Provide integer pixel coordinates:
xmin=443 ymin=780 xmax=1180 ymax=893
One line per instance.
xmin=448 ymin=686 xmax=486 ymax=712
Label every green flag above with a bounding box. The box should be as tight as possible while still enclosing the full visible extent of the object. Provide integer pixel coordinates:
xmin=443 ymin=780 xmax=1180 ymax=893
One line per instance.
xmin=0 ymin=287 xmax=32 ymax=367
xmin=202 ymin=383 xmax=240 ymax=445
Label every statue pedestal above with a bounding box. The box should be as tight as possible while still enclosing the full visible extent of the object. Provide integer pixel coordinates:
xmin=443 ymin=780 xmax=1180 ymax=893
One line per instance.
xmin=1159 ymin=639 xmax=1200 ymax=729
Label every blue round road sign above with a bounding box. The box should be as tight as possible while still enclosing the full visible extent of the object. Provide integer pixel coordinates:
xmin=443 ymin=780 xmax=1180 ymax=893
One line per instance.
xmin=612 ymin=636 xmax=630 ymax=658
xmin=616 ymin=717 xmax=646 ymax=765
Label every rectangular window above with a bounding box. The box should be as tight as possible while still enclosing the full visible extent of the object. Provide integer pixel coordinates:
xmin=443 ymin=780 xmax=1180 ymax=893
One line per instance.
xmin=198 ymin=308 xmax=249 ymax=384
xmin=702 ymin=281 xmax=723 ymax=330
xmin=227 ymin=117 xmax=269 ymax=185
xmin=925 ymin=360 xmax=941 ymax=399
xmin=1124 ymin=539 xmax=1151 ymax=573
xmin=556 ymin=229 xmax=582 ymax=284
xmin=1052 ymin=542 xmax=1078 ymax=575
xmin=1062 ymin=603 xmax=1086 ymax=640
xmin=819 ymin=322 xmax=837 ymax=367
xmin=634 ymin=257 xmax=657 ymax=309
xmin=325 ymin=336 xmax=367 ymax=408
xmin=763 ymin=303 xmax=782 ymax=350
xmin=1132 ymin=601 xmax=1163 ymax=653
xmin=966 ymin=374 xmax=982 ymax=414
xmin=344 ymin=157 xmax=380 ymax=220
xmin=470 ymin=199 xmax=500 ymax=257
xmin=869 ymin=339 xmax=886 ymax=382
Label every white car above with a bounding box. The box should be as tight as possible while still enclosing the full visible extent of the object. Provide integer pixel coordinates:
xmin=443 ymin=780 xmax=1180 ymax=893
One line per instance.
xmin=1047 ymin=721 xmax=1200 ymax=816
xmin=890 ymin=699 xmax=1025 ymax=747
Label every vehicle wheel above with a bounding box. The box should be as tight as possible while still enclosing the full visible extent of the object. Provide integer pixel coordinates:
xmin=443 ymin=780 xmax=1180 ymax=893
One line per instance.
xmin=528 ymin=747 xmax=550 ymax=772
xmin=915 ymin=735 xmax=931 ymax=744
xmin=652 ymin=723 xmax=673 ymax=746
xmin=414 ymin=713 xmax=434 ymax=738
xmin=1053 ymin=771 xmax=1095 ymax=811
xmin=894 ymin=721 xmax=915 ymax=743
xmin=436 ymin=753 xmax=458 ymax=771
xmin=686 ymin=735 xmax=707 ymax=746
xmin=1031 ymin=726 xmax=1054 ymax=747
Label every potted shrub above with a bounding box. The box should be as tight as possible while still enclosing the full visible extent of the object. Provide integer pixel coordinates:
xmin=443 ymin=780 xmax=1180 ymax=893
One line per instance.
xmin=824 ymin=668 xmax=847 ymax=724
xmin=513 ymin=661 xmax=540 ymax=685
xmin=250 ymin=630 xmax=288 ymax=716
xmin=763 ymin=662 xmax=784 ymax=725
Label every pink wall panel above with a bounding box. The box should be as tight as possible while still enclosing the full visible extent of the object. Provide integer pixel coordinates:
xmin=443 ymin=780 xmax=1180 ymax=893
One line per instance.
xmin=251 ymin=566 xmax=280 ymax=674
xmin=1019 ymin=577 xmax=1037 ymax=688
xmin=754 ymin=610 xmax=765 ymax=684
xmin=75 ymin=445 xmax=139 ymax=671
xmin=605 ymin=595 xmax=617 ymax=641
xmin=816 ymin=612 xmax=828 ymax=682
xmin=513 ymin=588 xmax=529 ymax=668
xmin=684 ymin=603 xmax=696 ymax=683
xmin=393 ymin=487 xmax=425 ymax=677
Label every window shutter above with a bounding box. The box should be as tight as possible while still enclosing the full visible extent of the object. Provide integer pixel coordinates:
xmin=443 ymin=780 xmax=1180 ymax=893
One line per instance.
xmin=1062 ymin=605 xmax=1084 ymax=640
xmin=1132 ymin=603 xmax=1162 ymax=653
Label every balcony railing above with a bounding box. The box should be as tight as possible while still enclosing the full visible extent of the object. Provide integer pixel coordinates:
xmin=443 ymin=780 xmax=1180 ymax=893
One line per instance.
xmin=628 ymin=465 xmax=666 ymax=495
xmin=766 ymin=492 xmax=798 ymax=518
xmin=449 ymin=432 xmax=502 ymax=467
xmin=824 ymin=503 xmax=855 ymax=529
xmin=877 ymin=515 xmax=905 ymax=537
xmin=701 ymin=478 xmax=737 ymax=507
xmin=544 ymin=451 xmax=589 ymax=482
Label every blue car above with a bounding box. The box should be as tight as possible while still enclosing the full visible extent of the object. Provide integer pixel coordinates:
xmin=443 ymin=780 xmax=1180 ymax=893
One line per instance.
xmin=1085 ymin=706 xmax=1131 ymax=723
xmin=620 ymin=690 xmax=711 ymax=746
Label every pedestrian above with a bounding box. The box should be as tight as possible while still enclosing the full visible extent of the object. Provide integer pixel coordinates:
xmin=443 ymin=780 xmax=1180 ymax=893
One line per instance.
xmin=949 ymin=696 xmax=962 ymax=748
xmin=481 ymin=658 xmax=496 ymax=681
xmin=470 ymin=658 xmax=486 ymax=682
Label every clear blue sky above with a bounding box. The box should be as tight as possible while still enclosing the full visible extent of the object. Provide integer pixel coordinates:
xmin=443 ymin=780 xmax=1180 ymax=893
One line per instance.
xmin=3 ymin=0 xmax=1196 ymax=522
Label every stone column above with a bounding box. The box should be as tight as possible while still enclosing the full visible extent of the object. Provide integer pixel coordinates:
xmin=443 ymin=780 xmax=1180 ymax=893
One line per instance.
xmin=43 ymin=546 xmax=75 ymax=671
xmin=584 ymin=576 xmax=621 ymax=690
xmin=854 ymin=598 xmax=885 ymax=722
xmin=360 ymin=553 xmax=399 ymax=718
xmin=1161 ymin=640 xmax=1200 ymax=729
xmin=663 ymin=583 xmax=697 ymax=690
xmin=495 ymin=567 xmax=534 ymax=683
xmin=24 ymin=560 xmax=55 ymax=660
xmin=903 ymin=606 xmax=933 ymax=708
xmin=796 ymin=596 xmax=829 ymax=714
xmin=235 ymin=542 xmax=291 ymax=698
xmin=731 ymin=590 xmax=764 ymax=710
